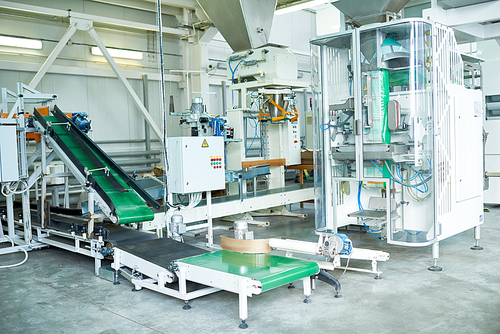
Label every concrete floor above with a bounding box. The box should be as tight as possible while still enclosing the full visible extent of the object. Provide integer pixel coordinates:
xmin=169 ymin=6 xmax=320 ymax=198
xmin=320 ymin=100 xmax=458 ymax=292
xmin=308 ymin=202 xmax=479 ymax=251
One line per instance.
xmin=1 ymin=203 xmax=499 ymax=333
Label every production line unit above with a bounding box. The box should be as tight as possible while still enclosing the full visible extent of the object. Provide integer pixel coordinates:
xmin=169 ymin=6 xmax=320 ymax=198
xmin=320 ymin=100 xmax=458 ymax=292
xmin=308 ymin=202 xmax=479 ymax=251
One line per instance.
xmin=310 ymin=18 xmax=484 ymax=269
xmin=0 ymin=98 xmax=326 ymax=328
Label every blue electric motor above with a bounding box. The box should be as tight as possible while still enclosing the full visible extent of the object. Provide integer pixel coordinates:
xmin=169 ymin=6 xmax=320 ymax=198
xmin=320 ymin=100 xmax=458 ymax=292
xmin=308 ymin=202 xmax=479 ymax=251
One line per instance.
xmin=334 ymin=233 xmax=353 ymax=255
xmin=72 ymin=112 xmax=91 ymax=133
xmin=209 ymin=117 xmax=225 ymax=137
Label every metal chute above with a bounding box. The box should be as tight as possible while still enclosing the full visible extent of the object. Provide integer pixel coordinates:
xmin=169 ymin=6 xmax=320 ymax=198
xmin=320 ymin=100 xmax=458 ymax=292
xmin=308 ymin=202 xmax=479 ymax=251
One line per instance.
xmin=196 ymin=0 xmax=277 ymax=52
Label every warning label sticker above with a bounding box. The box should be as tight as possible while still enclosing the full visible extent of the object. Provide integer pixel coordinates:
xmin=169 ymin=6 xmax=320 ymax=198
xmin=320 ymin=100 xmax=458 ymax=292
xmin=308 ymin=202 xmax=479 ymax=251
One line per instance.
xmin=202 ymin=139 xmax=209 ymax=148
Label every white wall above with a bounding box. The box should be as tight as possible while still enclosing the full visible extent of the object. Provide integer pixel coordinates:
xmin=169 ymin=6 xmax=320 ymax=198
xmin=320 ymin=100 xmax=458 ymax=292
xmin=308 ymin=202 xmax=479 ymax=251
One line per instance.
xmin=0 ymin=0 xmax=185 ymax=152
xmin=0 ymin=2 xmax=321 ymax=149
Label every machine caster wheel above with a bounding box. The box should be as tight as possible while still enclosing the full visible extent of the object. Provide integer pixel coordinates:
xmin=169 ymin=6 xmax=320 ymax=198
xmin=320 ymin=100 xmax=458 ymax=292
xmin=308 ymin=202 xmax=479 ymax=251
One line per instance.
xmin=334 ymin=290 xmax=342 ymax=298
xmin=113 ymin=281 xmax=120 ymax=285
xmin=288 ymin=283 xmax=295 ymax=289
xmin=428 ymin=265 xmax=442 ymax=272
xmin=471 ymin=245 xmax=483 ymax=251
xmin=239 ymin=320 xmax=248 ymax=329
xmin=303 ymin=297 xmax=312 ymax=303
xmin=182 ymin=301 xmax=191 ymax=310
xmin=131 ymin=287 xmax=139 ymax=292
xmin=374 ymin=275 xmax=382 ymax=280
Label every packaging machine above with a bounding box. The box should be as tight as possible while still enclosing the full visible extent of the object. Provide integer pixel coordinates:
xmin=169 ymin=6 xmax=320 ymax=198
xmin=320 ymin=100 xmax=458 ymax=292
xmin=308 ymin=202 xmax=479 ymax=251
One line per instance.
xmin=0 ymin=85 xmax=327 ymax=329
xmin=310 ymin=17 xmax=484 ymax=270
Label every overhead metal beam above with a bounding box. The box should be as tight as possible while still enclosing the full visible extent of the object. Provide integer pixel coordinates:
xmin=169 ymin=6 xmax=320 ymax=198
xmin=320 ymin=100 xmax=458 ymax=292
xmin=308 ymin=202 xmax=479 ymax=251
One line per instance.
xmin=0 ymin=61 xmax=182 ymax=82
xmin=29 ymin=23 xmax=77 ymax=89
xmin=0 ymin=0 xmax=188 ymax=36
xmin=423 ymin=1 xmax=500 ymax=42
xmin=444 ymin=1 xmax=500 ymax=27
xmin=87 ymin=26 xmax=163 ymax=140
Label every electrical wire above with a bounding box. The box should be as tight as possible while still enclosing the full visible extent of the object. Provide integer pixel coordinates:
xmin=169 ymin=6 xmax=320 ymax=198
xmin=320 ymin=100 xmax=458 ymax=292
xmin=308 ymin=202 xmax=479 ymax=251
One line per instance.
xmin=229 ymin=57 xmax=252 ymax=107
xmin=245 ymin=117 xmax=260 ymax=156
xmin=1 ymin=176 xmax=40 ymax=197
xmin=363 ymin=223 xmax=383 ymax=239
xmin=337 ymin=251 xmax=353 ymax=280
xmin=370 ymin=161 xmax=431 ymax=192
xmin=0 ymin=235 xmax=29 ymax=269
xmin=320 ymin=114 xmax=353 ymax=130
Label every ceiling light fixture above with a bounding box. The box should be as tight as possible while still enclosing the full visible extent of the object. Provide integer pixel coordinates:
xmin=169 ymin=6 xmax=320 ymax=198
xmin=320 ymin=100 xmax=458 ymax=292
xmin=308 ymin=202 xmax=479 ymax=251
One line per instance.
xmin=91 ymin=46 xmax=143 ymax=60
xmin=0 ymin=36 xmax=42 ymax=49
xmin=275 ymin=0 xmax=333 ymax=15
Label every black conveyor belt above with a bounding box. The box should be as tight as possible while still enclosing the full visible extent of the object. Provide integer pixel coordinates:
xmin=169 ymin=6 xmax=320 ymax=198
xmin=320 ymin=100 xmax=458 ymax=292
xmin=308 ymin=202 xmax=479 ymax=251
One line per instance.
xmin=117 ymin=238 xmax=209 ymax=269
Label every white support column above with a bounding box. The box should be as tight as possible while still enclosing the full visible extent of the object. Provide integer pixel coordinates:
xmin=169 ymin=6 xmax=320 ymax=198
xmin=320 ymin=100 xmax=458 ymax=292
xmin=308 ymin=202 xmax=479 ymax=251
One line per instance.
xmin=471 ymin=225 xmax=483 ymax=250
xmin=29 ymin=23 xmax=78 ymax=89
xmin=88 ymin=191 xmax=95 ymax=236
xmin=6 ymin=195 xmax=15 ymax=238
xmin=41 ymin=138 xmax=47 ymax=229
xmin=206 ymin=190 xmax=213 ymax=247
xmin=428 ymin=242 xmax=443 ymax=271
xmin=238 ymin=279 xmax=249 ymax=321
xmin=302 ymin=276 xmax=312 ymax=297
xmin=64 ymin=166 xmax=70 ymax=208
xmin=86 ymin=26 xmax=162 ymax=139
xmin=178 ymin=266 xmax=188 ymax=297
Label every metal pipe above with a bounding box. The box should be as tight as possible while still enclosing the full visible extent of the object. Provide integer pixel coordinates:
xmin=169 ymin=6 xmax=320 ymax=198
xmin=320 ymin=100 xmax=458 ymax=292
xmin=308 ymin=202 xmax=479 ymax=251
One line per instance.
xmin=113 ymin=158 xmax=161 ymax=166
xmin=143 ymin=74 xmax=151 ymax=166
xmin=95 ymin=139 xmax=161 ymax=144
xmin=222 ymin=80 xmax=227 ymax=115
xmin=107 ymin=150 xmax=161 ymax=157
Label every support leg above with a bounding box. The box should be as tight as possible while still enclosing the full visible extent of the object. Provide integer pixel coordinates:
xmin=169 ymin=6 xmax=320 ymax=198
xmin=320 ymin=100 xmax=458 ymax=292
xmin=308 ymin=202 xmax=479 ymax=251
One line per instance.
xmin=206 ymin=190 xmax=213 ymax=248
xmin=94 ymin=256 xmax=100 ymax=277
xmin=471 ymin=226 xmax=483 ymax=250
xmin=372 ymin=260 xmax=382 ymax=279
xmin=316 ymin=269 xmax=342 ymax=298
xmin=183 ymin=301 xmax=191 ymax=310
xmin=88 ymin=191 xmax=95 ymax=237
xmin=428 ymin=242 xmax=442 ymax=272
xmin=302 ymin=276 xmax=312 ymax=303
xmin=239 ymin=279 xmax=249 ymax=329
xmin=6 ymin=195 xmax=15 ymax=238
xmin=288 ymin=282 xmax=295 ymax=289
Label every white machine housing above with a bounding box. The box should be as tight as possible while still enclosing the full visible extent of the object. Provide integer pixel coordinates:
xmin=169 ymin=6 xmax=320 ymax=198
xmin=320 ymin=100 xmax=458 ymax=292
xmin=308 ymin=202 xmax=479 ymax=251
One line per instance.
xmin=0 ymin=119 xmax=19 ymax=182
xmin=167 ymin=136 xmax=225 ymax=194
xmin=227 ymin=46 xmax=298 ymax=84
xmin=310 ymin=18 xmax=484 ymax=247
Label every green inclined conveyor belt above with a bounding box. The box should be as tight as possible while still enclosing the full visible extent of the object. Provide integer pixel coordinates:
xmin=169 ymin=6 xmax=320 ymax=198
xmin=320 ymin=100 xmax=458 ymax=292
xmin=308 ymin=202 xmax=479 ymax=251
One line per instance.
xmin=177 ymin=250 xmax=320 ymax=292
xmin=34 ymin=106 xmax=158 ymax=224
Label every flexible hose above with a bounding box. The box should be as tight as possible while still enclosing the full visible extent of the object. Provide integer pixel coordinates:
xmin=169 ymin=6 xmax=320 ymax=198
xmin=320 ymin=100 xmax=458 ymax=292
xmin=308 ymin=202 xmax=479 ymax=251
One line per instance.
xmin=0 ymin=236 xmax=29 ymax=269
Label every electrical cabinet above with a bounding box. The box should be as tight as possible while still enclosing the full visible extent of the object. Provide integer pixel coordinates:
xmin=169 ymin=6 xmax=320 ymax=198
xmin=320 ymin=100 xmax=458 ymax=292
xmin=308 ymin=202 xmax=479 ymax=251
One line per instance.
xmin=167 ymin=136 xmax=225 ymax=194
xmin=0 ymin=120 xmax=19 ymax=183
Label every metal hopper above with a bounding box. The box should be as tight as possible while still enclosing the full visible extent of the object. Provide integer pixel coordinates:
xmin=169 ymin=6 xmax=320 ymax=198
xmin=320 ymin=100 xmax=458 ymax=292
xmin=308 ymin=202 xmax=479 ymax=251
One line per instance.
xmin=332 ymin=0 xmax=412 ymax=26
xmin=196 ymin=0 xmax=277 ymax=52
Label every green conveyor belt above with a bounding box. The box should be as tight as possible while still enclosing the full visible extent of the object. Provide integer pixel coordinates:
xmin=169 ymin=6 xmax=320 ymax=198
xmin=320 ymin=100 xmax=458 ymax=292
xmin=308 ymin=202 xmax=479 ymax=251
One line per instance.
xmin=43 ymin=115 xmax=154 ymax=224
xmin=177 ymin=250 xmax=319 ymax=292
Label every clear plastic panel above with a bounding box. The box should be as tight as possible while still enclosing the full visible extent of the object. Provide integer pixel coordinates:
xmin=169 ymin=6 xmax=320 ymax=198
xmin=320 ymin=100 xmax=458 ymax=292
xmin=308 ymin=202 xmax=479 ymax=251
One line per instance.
xmin=311 ymin=44 xmax=326 ymax=231
xmin=359 ymin=21 xmax=435 ymax=244
xmin=311 ymin=32 xmax=354 ymax=232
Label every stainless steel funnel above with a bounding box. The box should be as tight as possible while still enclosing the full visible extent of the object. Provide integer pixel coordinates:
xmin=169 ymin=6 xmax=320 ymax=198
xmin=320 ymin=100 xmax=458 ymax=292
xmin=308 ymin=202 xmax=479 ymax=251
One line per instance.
xmin=196 ymin=0 xmax=277 ymax=52
xmin=332 ymin=0 xmax=411 ymax=26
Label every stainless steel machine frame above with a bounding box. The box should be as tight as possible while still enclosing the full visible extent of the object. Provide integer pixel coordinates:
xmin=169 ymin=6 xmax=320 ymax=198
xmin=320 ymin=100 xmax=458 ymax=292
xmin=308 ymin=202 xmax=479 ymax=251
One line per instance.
xmin=310 ymin=18 xmax=484 ymax=266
